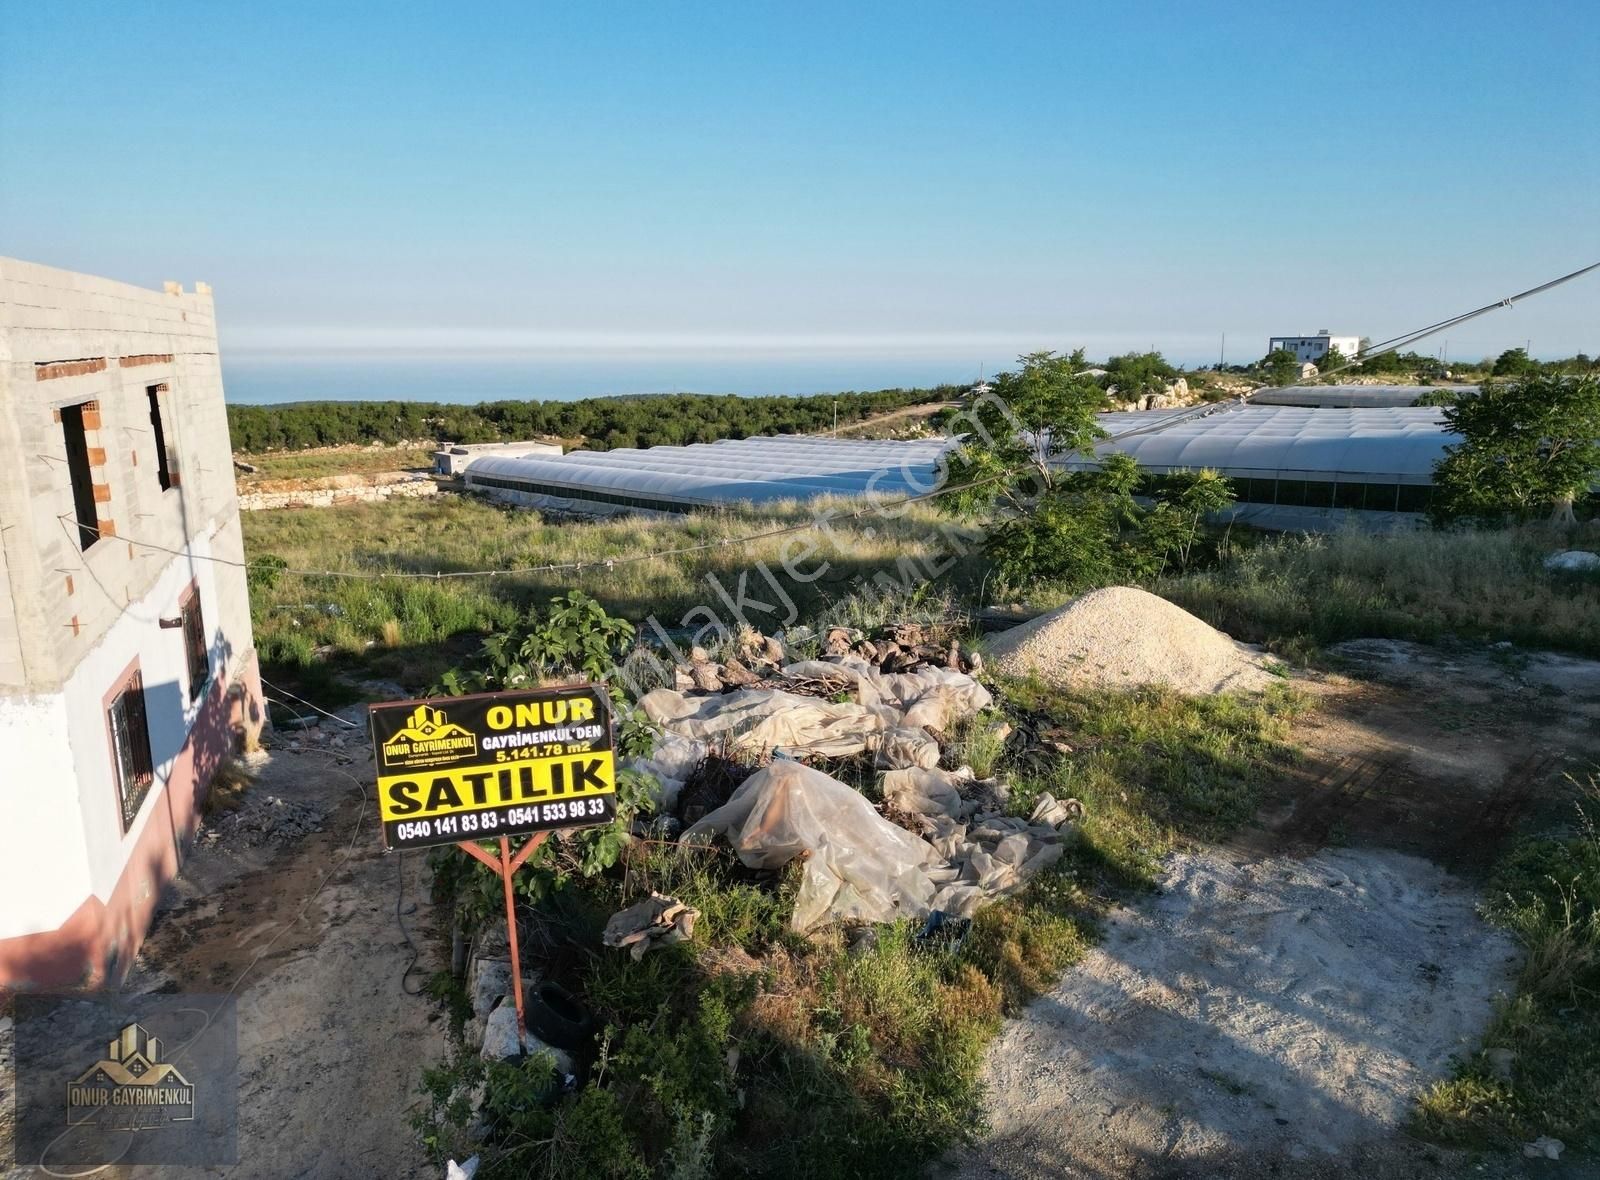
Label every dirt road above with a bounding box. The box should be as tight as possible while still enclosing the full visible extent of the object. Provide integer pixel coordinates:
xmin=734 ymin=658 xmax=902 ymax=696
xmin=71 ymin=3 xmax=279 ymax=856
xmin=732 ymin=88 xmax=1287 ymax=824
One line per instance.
xmin=120 ymin=714 xmax=448 ymax=1179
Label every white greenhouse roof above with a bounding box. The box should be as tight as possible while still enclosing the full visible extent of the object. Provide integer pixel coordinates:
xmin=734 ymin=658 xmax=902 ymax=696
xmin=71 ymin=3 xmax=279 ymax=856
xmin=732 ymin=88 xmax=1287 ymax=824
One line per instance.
xmin=1081 ymin=404 xmax=1457 ymax=483
xmin=465 ymin=435 xmax=953 ymax=507
xmin=1252 ymin=384 xmax=1477 ymax=408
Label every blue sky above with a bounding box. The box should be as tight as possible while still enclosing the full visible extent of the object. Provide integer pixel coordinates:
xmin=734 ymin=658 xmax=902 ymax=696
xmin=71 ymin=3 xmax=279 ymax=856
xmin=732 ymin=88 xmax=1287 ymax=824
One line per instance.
xmin=2 ymin=0 xmax=1596 ymax=369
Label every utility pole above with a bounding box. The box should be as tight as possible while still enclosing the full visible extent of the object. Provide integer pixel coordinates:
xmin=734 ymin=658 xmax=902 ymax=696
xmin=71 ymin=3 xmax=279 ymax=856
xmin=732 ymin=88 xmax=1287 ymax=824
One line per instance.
xmin=1219 ymin=332 xmax=1226 ymax=369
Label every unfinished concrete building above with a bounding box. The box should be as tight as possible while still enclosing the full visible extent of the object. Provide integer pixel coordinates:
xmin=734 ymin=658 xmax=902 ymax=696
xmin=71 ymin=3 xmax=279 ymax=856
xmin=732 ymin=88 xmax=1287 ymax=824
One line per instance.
xmin=0 ymin=258 xmax=262 ymax=989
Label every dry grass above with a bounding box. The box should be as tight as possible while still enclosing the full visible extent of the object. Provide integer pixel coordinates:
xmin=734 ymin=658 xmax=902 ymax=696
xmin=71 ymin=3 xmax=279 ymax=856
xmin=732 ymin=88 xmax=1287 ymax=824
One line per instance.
xmin=1160 ymin=523 xmax=1600 ymax=659
xmin=235 ymin=445 xmax=438 ymax=484
xmin=243 ymin=491 xmax=979 ymax=689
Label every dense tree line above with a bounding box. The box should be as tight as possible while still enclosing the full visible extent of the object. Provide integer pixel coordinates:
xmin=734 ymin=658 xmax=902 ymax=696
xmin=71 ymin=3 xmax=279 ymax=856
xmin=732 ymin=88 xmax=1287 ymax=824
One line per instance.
xmin=227 ymin=386 xmax=960 ymax=453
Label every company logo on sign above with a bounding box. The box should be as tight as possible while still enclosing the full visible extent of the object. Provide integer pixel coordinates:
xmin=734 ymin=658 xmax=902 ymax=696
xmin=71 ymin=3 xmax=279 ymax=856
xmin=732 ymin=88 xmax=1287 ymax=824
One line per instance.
xmin=67 ymin=1023 xmax=195 ymax=1132
xmin=380 ymin=705 xmax=478 ymax=770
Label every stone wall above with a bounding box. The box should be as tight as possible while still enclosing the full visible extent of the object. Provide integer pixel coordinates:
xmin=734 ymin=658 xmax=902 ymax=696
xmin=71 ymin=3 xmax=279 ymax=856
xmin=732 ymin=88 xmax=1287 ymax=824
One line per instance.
xmin=237 ymin=473 xmax=440 ymax=511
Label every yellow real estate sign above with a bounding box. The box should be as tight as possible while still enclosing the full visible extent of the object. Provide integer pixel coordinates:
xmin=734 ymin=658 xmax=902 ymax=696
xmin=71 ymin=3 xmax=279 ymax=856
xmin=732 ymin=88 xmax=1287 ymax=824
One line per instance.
xmin=367 ymin=685 xmax=616 ymax=851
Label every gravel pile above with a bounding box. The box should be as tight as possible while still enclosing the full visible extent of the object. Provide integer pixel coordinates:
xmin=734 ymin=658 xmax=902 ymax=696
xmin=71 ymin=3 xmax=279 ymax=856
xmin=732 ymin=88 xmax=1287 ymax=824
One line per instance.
xmin=203 ymin=794 xmax=328 ymax=848
xmin=985 ymin=586 xmax=1275 ymax=695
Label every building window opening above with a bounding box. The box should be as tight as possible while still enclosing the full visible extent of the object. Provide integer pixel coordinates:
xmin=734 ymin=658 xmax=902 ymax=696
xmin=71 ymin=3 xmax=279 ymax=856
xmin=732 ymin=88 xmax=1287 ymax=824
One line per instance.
xmin=181 ymin=587 xmax=208 ymax=701
xmin=61 ymin=402 xmax=100 ymax=550
xmin=148 ymin=385 xmax=172 ymax=491
xmin=108 ymin=672 xmax=155 ymax=831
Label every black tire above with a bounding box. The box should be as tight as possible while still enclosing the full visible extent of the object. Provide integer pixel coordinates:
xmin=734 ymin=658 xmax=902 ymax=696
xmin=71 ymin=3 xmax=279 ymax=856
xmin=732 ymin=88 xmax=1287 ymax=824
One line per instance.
xmin=525 ymin=981 xmax=594 ymax=1050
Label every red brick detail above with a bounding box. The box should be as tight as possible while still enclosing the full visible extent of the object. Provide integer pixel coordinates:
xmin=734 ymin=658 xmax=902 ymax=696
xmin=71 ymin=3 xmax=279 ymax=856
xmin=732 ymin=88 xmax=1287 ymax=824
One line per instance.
xmin=70 ymin=615 xmax=81 ymax=637
xmin=127 ymin=543 xmax=135 ymax=560
xmin=35 ymin=358 xmax=107 ymax=381
xmin=96 ymin=519 xmax=116 ymax=538
xmin=86 ymin=447 xmax=107 ymax=467
xmin=91 ymin=483 xmax=112 ymax=504
xmin=65 ymin=575 xmax=74 ymax=596
xmin=118 ymin=354 xmax=174 ymax=368
xmin=168 ymin=471 xmax=182 ymax=488
xmin=52 ymin=408 xmax=62 ymax=423
xmin=80 ymin=406 xmax=103 ymax=430
xmin=131 ymin=450 xmax=139 ymax=467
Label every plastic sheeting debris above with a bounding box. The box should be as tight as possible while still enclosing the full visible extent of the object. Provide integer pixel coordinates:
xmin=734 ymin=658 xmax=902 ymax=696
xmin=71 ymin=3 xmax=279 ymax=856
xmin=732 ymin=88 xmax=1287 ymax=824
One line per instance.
xmin=682 ymin=761 xmax=939 ymax=931
xmin=603 ymin=892 xmax=701 ymax=959
xmin=639 ymin=687 xmax=882 ymax=760
xmin=681 ymin=761 xmax=1083 ymax=932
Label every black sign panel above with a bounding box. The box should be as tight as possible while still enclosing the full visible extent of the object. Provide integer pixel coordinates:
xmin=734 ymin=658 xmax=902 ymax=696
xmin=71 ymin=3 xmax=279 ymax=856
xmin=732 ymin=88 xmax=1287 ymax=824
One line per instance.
xmin=369 ymin=684 xmax=616 ymax=851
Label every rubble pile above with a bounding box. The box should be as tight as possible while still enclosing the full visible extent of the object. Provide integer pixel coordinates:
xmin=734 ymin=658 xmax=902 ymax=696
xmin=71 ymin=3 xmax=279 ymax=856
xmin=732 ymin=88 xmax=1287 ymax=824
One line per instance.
xmin=621 ymin=621 xmax=1083 ymax=934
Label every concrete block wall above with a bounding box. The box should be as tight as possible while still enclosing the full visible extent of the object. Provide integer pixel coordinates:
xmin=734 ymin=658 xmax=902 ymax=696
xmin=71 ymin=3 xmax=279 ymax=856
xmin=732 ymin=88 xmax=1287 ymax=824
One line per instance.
xmin=0 ymin=257 xmax=245 ymax=694
xmin=0 ymin=257 xmax=261 ymax=988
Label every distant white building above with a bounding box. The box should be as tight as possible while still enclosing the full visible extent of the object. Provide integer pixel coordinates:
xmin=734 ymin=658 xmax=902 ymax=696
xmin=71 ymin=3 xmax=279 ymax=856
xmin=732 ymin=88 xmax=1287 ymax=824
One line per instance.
xmin=433 ymin=440 xmax=563 ymax=476
xmin=1267 ymin=330 xmax=1362 ymax=365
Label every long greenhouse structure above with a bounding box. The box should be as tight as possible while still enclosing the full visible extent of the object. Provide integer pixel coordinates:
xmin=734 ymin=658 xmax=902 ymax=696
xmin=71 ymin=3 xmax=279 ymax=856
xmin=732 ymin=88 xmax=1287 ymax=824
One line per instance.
xmin=461 ymin=404 xmax=1471 ymax=531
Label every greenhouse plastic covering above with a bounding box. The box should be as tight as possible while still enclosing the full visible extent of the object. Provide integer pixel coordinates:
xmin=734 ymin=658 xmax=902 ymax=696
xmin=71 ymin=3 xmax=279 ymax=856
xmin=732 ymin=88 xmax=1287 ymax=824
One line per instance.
xmin=466 ymin=434 xmax=954 ymax=508
xmin=1251 ymin=384 xmax=1478 ymax=409
xmin=1082 ymin=404 xmax=1458 ymax=483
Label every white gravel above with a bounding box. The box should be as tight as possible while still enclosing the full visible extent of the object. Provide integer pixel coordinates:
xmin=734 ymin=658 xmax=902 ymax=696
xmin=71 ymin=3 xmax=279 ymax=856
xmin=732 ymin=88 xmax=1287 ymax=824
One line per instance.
xmin=949 ymin=848 xmax=1519 ymax=1176
xmin=985 ymin=586 xmax=1276 ymax=695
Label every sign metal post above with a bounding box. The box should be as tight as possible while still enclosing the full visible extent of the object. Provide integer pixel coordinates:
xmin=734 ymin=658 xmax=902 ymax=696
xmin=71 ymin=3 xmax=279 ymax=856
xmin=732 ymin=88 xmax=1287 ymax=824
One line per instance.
xmin=453 ymin=831 xmax=549 ymax=1037
xmin=368 ymin=682 xmax=619 ymax=1041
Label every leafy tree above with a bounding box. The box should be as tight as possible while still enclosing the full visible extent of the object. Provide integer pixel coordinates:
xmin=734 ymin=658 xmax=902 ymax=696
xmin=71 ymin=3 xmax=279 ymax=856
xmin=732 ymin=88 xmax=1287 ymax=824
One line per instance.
xmin=1430 ymin=374 xmax=1600 ymax=526
xmin=1260 ymin=349 xmax=1301 ymax=387
xmin=1492 ymin=347 xmax=1536 ymax=378
xmin=1317 ymin=347 xmax=1348 ymax=377
xmin=1102 ymin=351 xmax=1178 ymax=402
xmin=940 ymin=350 xmax=1110 ymax=515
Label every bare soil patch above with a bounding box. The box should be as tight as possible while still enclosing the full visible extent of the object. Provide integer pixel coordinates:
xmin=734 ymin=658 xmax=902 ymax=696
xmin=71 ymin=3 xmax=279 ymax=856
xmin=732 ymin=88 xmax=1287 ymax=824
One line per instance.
xmin=115 ymin=718 xmax=448 ymax=1179
xmin=948 ymin=640 xmax=1600 ymax=1179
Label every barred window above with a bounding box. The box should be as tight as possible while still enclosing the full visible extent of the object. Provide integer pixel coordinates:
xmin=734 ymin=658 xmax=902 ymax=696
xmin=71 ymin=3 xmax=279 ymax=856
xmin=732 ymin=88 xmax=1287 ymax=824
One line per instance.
xmin=108 ymin=672 xmax=155 ymax=831
xmin=181 ymin=587 xmax=208 ymax=701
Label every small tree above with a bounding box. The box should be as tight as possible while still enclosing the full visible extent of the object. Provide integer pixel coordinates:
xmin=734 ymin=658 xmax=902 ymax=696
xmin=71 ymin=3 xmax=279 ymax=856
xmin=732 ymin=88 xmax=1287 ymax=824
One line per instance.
xmin=1102 ymin=351 xmax=1178 ymax=402
xmin=1261 ymin=348 xmax=1301 ymax=387
xmin=1318 ymin=347 xmax=1348 ymax=378
xmin=1491 ymin=347 xmax=1536 ymax=378
xmin=1430 ymin=373 xmax=1600 ymax=526
xmin=941 ymin=349 xmax=1110 ymax=515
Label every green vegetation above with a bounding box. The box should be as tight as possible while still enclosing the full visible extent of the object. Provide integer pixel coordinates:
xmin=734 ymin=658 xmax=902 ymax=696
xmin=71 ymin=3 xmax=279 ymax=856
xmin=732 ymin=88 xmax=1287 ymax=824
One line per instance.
xmin=1414 ymin=774 xmax=1600 ymax=1152
xmin=1259 ymin=348 xmax=1302 ymax=387
xmin=1160 ymin=524 xmax=1600 ymax=659
xmin=227 ymin=386 xmax=959 ymax=453
xmin=1429 ymin=373 xmax=1600 ymax=526
xmin=412 ymin=598 xmax=1305 ymax=1178
xmin=242 ymin=493 xmax=974 ymax=696
xmin=1100 ymin=350 xmax=1178 ymax=401
xmin=235 ymin=445 xmax=438 ymax=483
xmin=940 ymin=353 xmax=1235 ymax=592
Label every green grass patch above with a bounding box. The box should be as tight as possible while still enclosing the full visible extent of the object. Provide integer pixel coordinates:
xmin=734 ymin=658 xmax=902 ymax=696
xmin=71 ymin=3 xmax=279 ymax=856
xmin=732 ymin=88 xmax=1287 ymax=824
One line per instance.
xmin=1414 ymin=776 xmax=1600 ymax=1151
xmin=1160 ymin=524 xmax=1600 ymax=659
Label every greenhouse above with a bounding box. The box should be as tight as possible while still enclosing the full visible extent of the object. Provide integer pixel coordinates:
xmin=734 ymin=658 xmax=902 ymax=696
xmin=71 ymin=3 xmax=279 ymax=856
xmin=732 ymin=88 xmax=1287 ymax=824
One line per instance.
xmin=1084 ymin=404 xmax=1459 ymax=528
xmin=463 ymin=434 xmax=953 ymax=515
xmin=462 ymin=404 xmax=1466 ymax=531
xmin=1251 ymin=384 xmax=1476 ymax=409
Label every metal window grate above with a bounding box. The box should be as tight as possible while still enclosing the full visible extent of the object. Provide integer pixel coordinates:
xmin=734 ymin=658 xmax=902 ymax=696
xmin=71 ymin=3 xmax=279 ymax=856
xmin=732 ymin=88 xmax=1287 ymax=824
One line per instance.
xmin=108 ymin=673 xmax=154 ymax=830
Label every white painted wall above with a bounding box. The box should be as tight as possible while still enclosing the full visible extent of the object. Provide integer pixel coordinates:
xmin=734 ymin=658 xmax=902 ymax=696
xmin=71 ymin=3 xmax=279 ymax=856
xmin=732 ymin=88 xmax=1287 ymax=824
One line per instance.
xmin=0 ymin=691 xmax=91 ymax=935
xmin=0 ymin=520 xmax=246 ymax=940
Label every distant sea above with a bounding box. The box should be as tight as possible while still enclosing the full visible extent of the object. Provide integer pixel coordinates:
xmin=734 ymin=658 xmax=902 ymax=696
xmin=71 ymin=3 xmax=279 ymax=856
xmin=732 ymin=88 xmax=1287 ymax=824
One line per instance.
xmin=221 ymin=353 xmax=980 ymax=405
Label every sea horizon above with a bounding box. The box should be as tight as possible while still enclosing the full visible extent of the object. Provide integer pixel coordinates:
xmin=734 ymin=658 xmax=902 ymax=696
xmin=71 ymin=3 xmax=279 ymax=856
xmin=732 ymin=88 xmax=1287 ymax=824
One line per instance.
xmin=220 ymin=351 xmax=992 ymax=405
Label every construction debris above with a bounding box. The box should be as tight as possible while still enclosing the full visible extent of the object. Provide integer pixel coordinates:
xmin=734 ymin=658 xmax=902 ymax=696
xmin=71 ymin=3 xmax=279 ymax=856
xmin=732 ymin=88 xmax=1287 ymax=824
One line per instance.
xmin=603 ymin=892 xmax=701 ymax=959
xmin=682 ymin=760 xmax=1083 ymax=932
